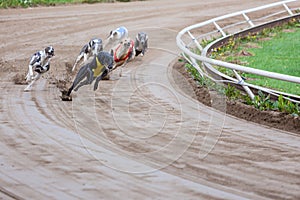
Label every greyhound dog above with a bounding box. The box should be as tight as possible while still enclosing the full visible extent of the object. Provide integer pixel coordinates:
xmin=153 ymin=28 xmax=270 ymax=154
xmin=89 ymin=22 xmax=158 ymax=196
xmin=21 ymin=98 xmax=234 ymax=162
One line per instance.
xmin=111 ymin=37 xmax=135 ymax=77
xmin=24 ymin=46 xmax=55 ymax=91
xmin=104 ymin=26 xmax=129 ymax=50
xmin=65 ymin=51 xmax=114 ymax=97
xmin=134 ymin=32 xmax=148 ymax=57
xmin=72 ymin=38 xmax=103 ymax=72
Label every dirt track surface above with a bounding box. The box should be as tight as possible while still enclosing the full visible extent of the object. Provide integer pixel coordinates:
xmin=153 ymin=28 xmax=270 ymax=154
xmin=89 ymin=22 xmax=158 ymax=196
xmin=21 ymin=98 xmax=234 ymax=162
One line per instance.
xmin=1 ymin=0 xmax=300 ymax=199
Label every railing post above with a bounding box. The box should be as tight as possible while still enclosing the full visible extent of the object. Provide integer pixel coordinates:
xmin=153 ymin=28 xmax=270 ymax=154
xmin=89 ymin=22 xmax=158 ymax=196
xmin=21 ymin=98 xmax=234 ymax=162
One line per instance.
xmin=187 ymin=31 xmax=203 ymax=52
xmin=233 ymin=70 xmax=255 ymax=100
xmin=283 ymin=3 xmax=293 ymax=15
xmin=183 ymin=53 xmax=204 ymax=78
xmin=213 ymin=21 xmax=226 ymax=37
xmin=242 ymin=13 xmax=255 ymax=27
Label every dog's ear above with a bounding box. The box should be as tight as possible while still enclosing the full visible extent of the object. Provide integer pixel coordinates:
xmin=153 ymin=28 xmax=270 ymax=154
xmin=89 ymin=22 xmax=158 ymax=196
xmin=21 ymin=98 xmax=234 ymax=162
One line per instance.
xmin=45 ymin=46 xmax=50 ymax=52
xmin=107 ymin=31 xmax=113 ymax=39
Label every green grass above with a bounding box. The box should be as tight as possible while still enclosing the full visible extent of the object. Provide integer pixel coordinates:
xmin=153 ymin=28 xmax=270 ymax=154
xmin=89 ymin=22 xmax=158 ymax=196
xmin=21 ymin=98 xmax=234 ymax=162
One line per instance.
xmin=0 ymin=0 xmax=136 ymax=8
xmin=211 ymin=19 xmax=300 ymax=96
xmin=0 ymin=0 xmax=79 ymax=8
xmin=237 ymin=28 xmax=300 ymax=95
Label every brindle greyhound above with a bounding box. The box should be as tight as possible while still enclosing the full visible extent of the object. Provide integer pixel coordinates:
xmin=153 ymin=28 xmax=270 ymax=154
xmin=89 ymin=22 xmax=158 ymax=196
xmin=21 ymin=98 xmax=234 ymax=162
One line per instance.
xmin=66 ymin=51 xmax=114 ymax=97
xmin=134 ymin=32 xmax=148 ymax=57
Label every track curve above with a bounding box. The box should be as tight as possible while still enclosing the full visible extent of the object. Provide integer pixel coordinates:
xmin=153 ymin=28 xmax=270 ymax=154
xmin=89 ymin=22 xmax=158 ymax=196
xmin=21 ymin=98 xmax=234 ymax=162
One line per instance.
xmin=1 ymin=0 xmax=299 ymax=199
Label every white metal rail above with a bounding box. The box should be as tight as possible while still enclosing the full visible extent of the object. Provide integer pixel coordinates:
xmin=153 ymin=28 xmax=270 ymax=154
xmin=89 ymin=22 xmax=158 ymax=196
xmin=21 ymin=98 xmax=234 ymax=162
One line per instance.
xmin=176 ymin=0 xmax=300 ymax=102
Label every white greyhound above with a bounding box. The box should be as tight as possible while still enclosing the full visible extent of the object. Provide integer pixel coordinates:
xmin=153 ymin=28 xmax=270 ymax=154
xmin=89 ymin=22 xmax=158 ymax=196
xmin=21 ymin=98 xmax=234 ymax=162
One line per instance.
xmin=104 ymin=26 xmax=129 ymax=50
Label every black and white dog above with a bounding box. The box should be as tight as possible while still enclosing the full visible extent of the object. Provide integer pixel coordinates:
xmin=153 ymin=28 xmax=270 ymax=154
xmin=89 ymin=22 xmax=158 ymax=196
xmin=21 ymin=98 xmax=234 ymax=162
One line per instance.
xmin=72 ymin=38 xmax=103 ymax=71
xmin=134 ymin=32 xmax=148 ymax=57
xmin=24 ymin=46 xmax=55 ymax=91
xmin=104 ymin=26 xmax=129 ymax=50
xmin=66 ymin=51 xmax=115 ymax=98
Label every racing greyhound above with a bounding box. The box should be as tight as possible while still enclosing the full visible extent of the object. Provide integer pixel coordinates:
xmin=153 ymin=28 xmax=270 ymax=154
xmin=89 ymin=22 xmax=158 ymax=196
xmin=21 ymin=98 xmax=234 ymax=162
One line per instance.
xmin=65 ymin=51 xmax=114 ymax=98
xmin=72 ymin=38 xmax=103 ymax=72
xmin=24 ymin=46 xmax=55 ymax=91
xmin=104 ymin=26 xmax=129 ymax=50
xmin=134 ymin=32 xmax=148 ymax=57
xmin=111 ymin=37 xmax=135 ymax=77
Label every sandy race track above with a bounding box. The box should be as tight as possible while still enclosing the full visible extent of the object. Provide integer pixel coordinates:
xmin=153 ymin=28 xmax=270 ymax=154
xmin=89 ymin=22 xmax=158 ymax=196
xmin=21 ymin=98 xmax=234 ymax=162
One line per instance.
xmin=1 ymin=0 xmax=300 ymax=199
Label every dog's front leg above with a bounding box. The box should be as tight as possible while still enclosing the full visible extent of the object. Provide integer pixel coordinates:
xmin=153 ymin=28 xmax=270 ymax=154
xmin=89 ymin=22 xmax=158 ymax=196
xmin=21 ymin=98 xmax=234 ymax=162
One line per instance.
xmin=94 ymin=69 xmax=108 ymax=91
xmin=118 ymin=61 xmax=127 ymax=77
xmin=24 ymin=73 xmax=41 ymax=91
xmin=72 ymin=53 xmax=84 ymax=72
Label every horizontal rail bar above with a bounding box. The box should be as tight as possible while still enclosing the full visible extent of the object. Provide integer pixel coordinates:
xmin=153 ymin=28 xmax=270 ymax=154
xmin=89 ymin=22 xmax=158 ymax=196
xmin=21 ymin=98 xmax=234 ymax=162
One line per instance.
xmin=180 ymin=48 xmax=300 ymax=84
xmin=177 ymin=0 xmax=296 ymax=37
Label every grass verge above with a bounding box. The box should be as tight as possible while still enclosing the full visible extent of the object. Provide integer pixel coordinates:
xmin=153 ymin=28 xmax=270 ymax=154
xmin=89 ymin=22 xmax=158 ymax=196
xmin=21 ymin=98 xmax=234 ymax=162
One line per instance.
xmin=210 ymin=18 xmax=300 ymax=96
xmin=0 ymin=0 xmax=140 ymax=8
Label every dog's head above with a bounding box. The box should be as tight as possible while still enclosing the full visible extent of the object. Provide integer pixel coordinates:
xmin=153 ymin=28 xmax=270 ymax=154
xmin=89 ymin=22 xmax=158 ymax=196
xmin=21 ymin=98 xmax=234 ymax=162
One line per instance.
xmin=96 ymin=51 xmax=115 ymax=71
xmin=113 ymin=38 xmax=134 ymax=63
xmin=45 ymin=46 xmax=54 ymax=57
xmin=136 ymin=32 xmax=148 ymax=46
xmin=120 ymin=38 xmax=132 ymax=49
xmin=89 ymin=38 xmax=103 ymax=55
xmin=135 ymin=32 xmax=148 ymax=56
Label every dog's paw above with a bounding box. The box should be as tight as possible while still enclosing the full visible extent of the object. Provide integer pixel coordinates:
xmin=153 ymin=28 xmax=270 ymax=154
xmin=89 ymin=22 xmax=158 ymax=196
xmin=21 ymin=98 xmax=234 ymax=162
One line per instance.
xmin=102 ymin=74 xmax=110 ymax=80
xmin=60 ymin=95 xmax=72 ymax=101
xmin=60 ymin=90 xmax=72 ymax=101
xmin=24 ymin=86 xmax=32 ymax=92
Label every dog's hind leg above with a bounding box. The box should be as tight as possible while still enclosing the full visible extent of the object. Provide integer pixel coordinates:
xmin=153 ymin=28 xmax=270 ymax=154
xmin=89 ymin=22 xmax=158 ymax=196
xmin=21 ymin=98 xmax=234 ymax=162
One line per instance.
xmin=119 ymin=59 xmax=130 ymax=77
xmin=25 ymin=72 xmax=31 ymax=82
xmin=72 ymin=53 xmax=84 ymax=72
xmin=83 ymin=53 xmax=89 ymax=62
